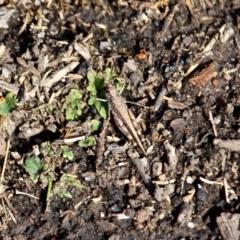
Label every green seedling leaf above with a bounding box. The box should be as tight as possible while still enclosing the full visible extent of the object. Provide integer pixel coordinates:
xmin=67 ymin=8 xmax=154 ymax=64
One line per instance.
xmin=61 ymin=146 xmax=74 ymax=161
xmin=115 ymin=80 xmax=124 ymax=92
xmin=63 ymin=89 xmax=84 ymax=121
xmin=61 ymin=174 xmax=83 ymax=190
xmin=94 ymin=74 xmax=105 ymax=90
xmin=88 ymin=96 xmax=96 ymax=105
xmin=87 ymin=84 xmax=97 ymax=95
xmin=95 ymin=100 xmax=108 ymax=119
xmin=23 ymin=156 xmax=48 ymax=183
xmin=0 ymin=93 xmax=18 ymax=116
xmin=90 ymin=119 xmax=101 ymax=131
xmin=87 ymin=70 xmax=96 ymax=84
xmin=46 ymin=174 xmax=54 ymax=203
xmin=104 ymin=68 xmax=118 ymax=83
xmin=87 ymin=68 xmax=118 ymax=119
xmin=40 ymin=141 xmax=54 ymax=156
xmin=79 ymin=136 xmax=95 ymax=147
xmin=66 ymin=89 xmax=82 ymax=103
xmin=55 ymin=189 xmax=73 ymax=199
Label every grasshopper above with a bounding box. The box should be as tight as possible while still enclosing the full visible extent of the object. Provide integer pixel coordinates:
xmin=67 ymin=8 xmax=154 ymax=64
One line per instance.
xmin=105 ymin=83 xmax=147 ymax=156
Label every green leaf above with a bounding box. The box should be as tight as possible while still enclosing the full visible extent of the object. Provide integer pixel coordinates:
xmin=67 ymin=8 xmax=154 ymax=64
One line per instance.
xmin=61 ymin=146 xmax=74 ymax=161
xmin=104 ymin=67 xmax=112 ymax=82
xmin=63 ymin=89 xmax=84 ymax=121
xmin=94 ymin=74 xmax=105 ymax=90
xmin=0 ymin=93 xmax=18 ymax=116
xmin=65 ymin=89 xmax=82 ymax=105
xmin=78 ymin=140 xmax=86 ymax=147
xmin=90 ymin=119 xmax=101 ymax=131
xmin=79 ymin=136 xmax=95 ymax=147
xmin=6 ymin=92 xmax=18 ymax=109
xmin=115 ymin=81 xmax=124 ymax=92
xmin=61 ymin=174 xmax=83 ymax=190
xmin=95 ymin=100 xmax=108 ymax=119
xmin=87 ymin=70 xmax=96 ymax=84
xmin=86 ymin=136 xmax=95 ymax=146
xmin=88 ymin=96 xmax=96 ymax=105
xmin=87 ymin=85 xmax=97 ymax=95
xmin=23 ymin=156 xmax=48 ymax=183
xmin=105 ymin=68 xmax=117 ymax=83
xmin=65 ymin=108 xmax=76 ymax=121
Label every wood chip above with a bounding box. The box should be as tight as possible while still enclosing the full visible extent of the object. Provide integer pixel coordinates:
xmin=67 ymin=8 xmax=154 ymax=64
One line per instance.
xmin=41 ymin=61 xmax=79 ymax=88
xmin=216 ymin=213 xmax=240 ymax=240
xmin=189 ymin=62 xmax=218 ymax=86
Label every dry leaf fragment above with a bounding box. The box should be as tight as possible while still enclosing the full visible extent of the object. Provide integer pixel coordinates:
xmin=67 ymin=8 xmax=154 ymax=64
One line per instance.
xmin=189 ymin=62 xmax=218 ymax=86
xmin=91 ymin=195 xmax=103 ymax=203
xmin=74 ymin=42 xmax=91 ymax=61
xmin=165 ymin=97 xmax=188 ymax=110
xmin=214 ymin=138 xmax=240 ymax=152
xmin=41 ymin=61 xmax=79 ymax=88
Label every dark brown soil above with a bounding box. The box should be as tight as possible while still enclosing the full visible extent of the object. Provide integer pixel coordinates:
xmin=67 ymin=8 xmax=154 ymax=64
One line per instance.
xmin=0 ymin=0 xmax=240 ymax=239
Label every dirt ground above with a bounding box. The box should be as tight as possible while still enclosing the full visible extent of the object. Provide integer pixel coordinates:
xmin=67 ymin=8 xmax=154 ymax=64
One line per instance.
xmin=0 ymin=0 xmax=240 ymax=239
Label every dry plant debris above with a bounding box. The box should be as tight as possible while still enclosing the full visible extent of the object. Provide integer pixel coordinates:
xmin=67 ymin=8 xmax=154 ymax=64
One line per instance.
xmin=0 ymin=0 xmax=239 ymax=239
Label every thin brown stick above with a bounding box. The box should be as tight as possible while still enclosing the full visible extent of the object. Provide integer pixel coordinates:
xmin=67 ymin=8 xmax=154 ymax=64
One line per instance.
xmin=1 ymin=140 xmax=10 ymax=183
xmin=209 ymin=110 xmax=218 ymax=137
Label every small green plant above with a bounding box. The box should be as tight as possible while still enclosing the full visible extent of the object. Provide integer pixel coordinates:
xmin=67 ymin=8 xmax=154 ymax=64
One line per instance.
xmin=0 ymin=92 xmax=18 ymax=116
xmin=23 ymin=156 xmax=48 ymax=183
xmin=87 ymin=68 xmax=117 ymax=118
xmin=79 ymin=136 xmax=95 ymax=147
xmin=63 ymin=89 xmax=85 ymax=121
xmin=53 ymin=174 xmax=83 ymax=199
xmin=90 ymin=119 xmax=101 ymax=131
xmin=40 ymin=141 xmax=54 ymax=156
xmin=61 ymin=145 xmax=74 ymax=161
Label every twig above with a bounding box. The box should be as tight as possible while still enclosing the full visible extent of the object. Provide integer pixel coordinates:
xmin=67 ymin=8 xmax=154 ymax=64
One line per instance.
xmin=15 ymin=189 xmax=39 ymax=200
xmin=52 ymin=136 xmax=86 ymax=144
xmin=209 ymin=110 xmax=218 ymax=137
xmin=199 ymin=176 xmax=223 ymax=185
xmin=195 ymin=132 xmax=212 ymax=146
xmin=74 ymin=196 xmax=91 ymax=209
xmin=96 ymin=118 xmax=109 ymax=169
xmin=223 ymin=178 xmax=229 ymax=203
xmin=152 ymin=179 xmax=176 ymax=185
xmin=180 ymin=162 xmax=188 ymax=195
xmin=1 ymin=140 xmax=10 ymax=183
xmin=2 ymin=194 xmax=17 ymax=223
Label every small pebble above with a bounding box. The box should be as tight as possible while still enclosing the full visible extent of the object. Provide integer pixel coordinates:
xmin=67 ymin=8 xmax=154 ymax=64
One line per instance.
xmin=196 ymin=188 xmax=208 ymax=202
xmin=111 ymin=204 xmax=122 ymax=213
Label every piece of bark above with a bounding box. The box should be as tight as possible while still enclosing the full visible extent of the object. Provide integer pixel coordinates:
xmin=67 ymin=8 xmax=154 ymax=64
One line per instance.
xmin=166 ymin=98 xmax=188 ymax=110
xmin=41 ymin=61 xmax=79 ymax=88
xmin=189 ymin=62 xmax=218 ymax=86
xmin=216 ymin=213 xmax=240 ymax=240
xmin=214 ymin=138 xmax=240 ymax=152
